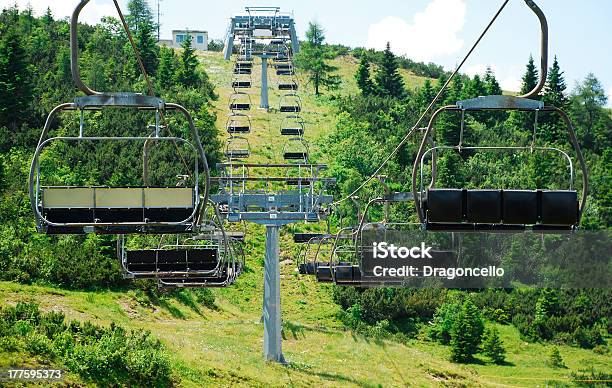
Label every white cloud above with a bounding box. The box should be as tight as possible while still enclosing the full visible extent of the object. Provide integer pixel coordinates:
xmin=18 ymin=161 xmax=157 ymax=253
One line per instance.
xmin=8 ymin=0 xmax=116 ymax=25
xmin=365 ymin=0 xmax=466 ymax=62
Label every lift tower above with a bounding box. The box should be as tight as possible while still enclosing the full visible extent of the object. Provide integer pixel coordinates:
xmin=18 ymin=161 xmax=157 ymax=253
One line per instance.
xmin=218 ymin=7 xmax=332 ymax=363
xmin=223 ymin=7 xmax=300 ymax=110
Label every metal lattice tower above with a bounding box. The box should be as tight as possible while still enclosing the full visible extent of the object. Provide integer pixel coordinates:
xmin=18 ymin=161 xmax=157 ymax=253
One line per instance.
xmin=215 ymin=7 xmax=333 ymax=363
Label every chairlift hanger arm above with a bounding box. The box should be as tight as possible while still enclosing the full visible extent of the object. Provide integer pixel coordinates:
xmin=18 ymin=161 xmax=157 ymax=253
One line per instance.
xmin=519 ymin=0 xmax=548 ymax=99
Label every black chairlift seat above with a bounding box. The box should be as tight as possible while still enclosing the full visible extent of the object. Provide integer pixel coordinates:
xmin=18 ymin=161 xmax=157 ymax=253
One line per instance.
xmin=232 ymin=81 xmax=252 ymax=89
xmin=276 ymin=69 xmax=295 ymax=76
xmin=293 ymin=233 xmax=326 ymax=243
xmin=280 ymin=105 xmax=301 ymax=113
xmin=275 ymin=64 xmax=292 ymax=70
xmin=273 ymin=56 xmax=289 ymax=63
xmin=270 ymin=39 xmax=286 ymax=45
xmin=225 ymin=149 xmax=250 ymax=159
xmin=41 ymin=187 xmax=195 ymax=234
xmin=227 ymin=124 xmax=250 ymax=134
xmin=234 ymin=68 xmax=252 ymax=75
xmin=424 ymin=188 xmax=578 ymax=230
xmin=281 ymin=127 xmax=304 ymax=136
xmin=278 ymin=82 xmax=298 ymax=91
xmin=286 ymin=178 xmax=311 ymax=186
xmin=315 ymin=264 xmax=333 ymax=282
xmin=334 ymin=265 xmax=362 ymax=285
xmin=125 ymin=248 xmax=219 ymax=277
xmin=283 ymin=151 xmax=308 ymax=160
xmin=230 ymin=103 xmax=250 ymax=110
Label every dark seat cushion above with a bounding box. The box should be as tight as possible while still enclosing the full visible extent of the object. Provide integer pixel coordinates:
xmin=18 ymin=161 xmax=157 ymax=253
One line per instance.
xmin=503 ymin=190 xmax=538 ymax=224
xmin=334 ymin=265 xmax=353 ymax=281
xmin=426 ymin=189 xmax=463 ymax=223
xmin=466 ymin=190 xmax=501 ymax=223
xmin=540 ymin=190 xmax=578 ymax=226
xmin=316 ymin=266 xmax=333 ymax=282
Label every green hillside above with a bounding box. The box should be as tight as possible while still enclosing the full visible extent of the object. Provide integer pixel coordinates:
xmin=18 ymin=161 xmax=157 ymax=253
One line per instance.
xmin=1 ymin=50 xmax=609 ymax=387
xmin=0 ymin=3 xmax=610 ymax=386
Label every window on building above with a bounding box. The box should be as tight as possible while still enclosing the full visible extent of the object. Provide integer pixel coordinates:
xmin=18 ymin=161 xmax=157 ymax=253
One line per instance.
xmin=176 ymin=34 xmax=185 ymax=43
xmin=197 ymin=35 xmax=204 ymax=44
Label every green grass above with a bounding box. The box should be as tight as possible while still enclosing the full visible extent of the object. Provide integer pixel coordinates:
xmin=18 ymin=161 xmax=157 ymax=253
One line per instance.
xmin=1 ymin=261 xmax=609 ymax=387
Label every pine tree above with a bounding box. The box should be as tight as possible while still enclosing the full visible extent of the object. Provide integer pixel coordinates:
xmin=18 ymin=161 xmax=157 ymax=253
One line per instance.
xmin=355 ymin=56 xmax=374 ymax=96
xmin=482 ymin=327 xmax=506 ymax=364
xmin=418 ymin=79 xmax=435 ymax=109
xmin=450 ymin=298 xmax=484 ymax=363
xmin=520 ymin=54 xmax=540 ymax=99
xmin=547 ymin=347 xmax=566 ymax=368
xmin=464 ymin=74 xmax=486 ymax=99
xmin=374 ymin=42 xmax=404 ymax=98
xmin=127 ymin=0 xmax=155 ymax=32
xmin=484 ymin=66 xmax=502 ymax=95
xmin=176 ymin=35 xmax=200 ymax=88
xmin=135 ymin=18 xmax=159 ymax=75
xmin=295 ymin=22 xmax=340 ymax=96
xmin=543 ymin=56 xmax=567 ymax=107
xmin=157 ymin=46 xmax=177 ymax=90
xmin=0 ymin=24 xmax=33 ymax=131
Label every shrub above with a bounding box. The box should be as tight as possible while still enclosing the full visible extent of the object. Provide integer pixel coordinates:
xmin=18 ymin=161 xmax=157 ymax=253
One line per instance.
xmin=547 ymin=347 xmax=566 ymax=368
xmin=449 ymin=298 xmax=484 ymax=363
xmin=429 ymin=300 xmax=462 ymax=345
xmin=482 ymin=327 xmax=506 ymax=364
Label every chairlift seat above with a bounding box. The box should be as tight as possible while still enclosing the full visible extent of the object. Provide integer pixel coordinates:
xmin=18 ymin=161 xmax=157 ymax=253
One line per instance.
xmin=502 ymin=190 xmax=538 ymax=224
xmin=334 ymin=265 xmax=353 ymax=282
xmin=540 ymin=190 xmax=578 ymax=225
xmin=125 ymin=248 xmax=218 ymax=275
xmin=278 ymin=83 xmax=298 ymax=91
xmin=232 ymin=81 xmax=252 ymax=88
xmin=283 ymin=151 xmax=308 ymax=160
xmin=293 ymin=233 xmax=325 ymax=243
xmin=426 ymin=188 xmax=463 ymax=223
xmin=305 ymin=262 xmax=317 ymax=275
xmin=275 ymin=64 xmax=292 ymax=70
xmin=230 ymin=103 xmax=250 ymax=110
xmin=276 ymin=70 xmax=294 ymax=76
xmin=466 ymin=189 xmax=502 ymax=223
xmin=225 ymin=150 xmax=250 ymax=158
xmin=227 ymin=125 xmax=250 ymax=134
xmin=42 ymin=187 xmax=194 ymax=229
xmin=280 ymin=105 xmax=300 ymax=113
xmin=281 ymin=127 xmax=303 ymax=136
xmin=316 ymin=265 xmax=333 ymax=282
xmin=424 ymin=188 xmax=578 ymax=228
xmin=234 ymin=68 xmax=252 ymax=75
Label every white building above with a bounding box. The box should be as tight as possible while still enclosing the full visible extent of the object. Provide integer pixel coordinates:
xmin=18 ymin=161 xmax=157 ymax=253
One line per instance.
xmin=159 ymin=30 xmax=208 ymax=50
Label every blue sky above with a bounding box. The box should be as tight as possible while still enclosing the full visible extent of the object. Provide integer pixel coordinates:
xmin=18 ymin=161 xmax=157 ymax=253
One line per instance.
xmin=5 ymin=0 xmax=612 ymax=105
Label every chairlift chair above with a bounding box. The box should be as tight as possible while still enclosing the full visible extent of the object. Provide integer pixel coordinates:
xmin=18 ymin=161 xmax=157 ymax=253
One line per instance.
xmin=226 ymin=113 xmax=252 ymax=134
xmin=412 ymin=99 xmax=587 ymax=232
xmin=282 ymin=137 xmax=309 ymax=162
xmin=225 ymin=136 xmax=251 ymax=160
xmin=229 ymin=92 xmax=251 ymax=111
xmin=280 ymin=115 xmax=305 ymax=136
xmin=30 ymin=1 xmax=209 ymax=235
xmin=120 ymin=203 xmax=243 ymax=288
xmin=411 ymin=0 xmax=588 ymax=233
xmin=279 ymin=93 xmax=301 ymax=113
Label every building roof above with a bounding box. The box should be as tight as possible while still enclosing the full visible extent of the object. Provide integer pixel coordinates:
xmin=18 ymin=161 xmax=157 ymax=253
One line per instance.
xmin=172 ymin=30 xmax=208 ymax=34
